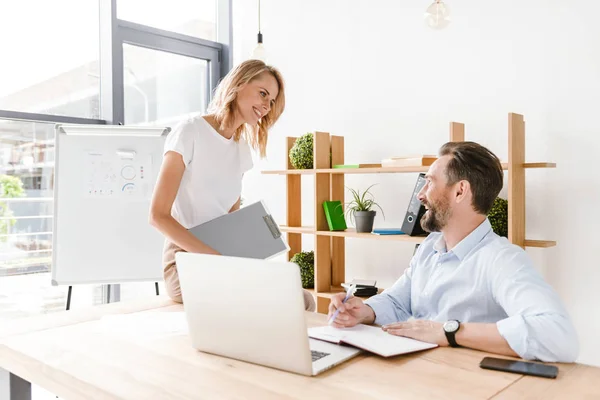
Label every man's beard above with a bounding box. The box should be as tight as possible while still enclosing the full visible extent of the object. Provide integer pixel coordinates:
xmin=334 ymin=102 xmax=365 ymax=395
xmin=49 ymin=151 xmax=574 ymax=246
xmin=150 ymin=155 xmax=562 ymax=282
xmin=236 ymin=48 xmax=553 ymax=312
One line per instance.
xmin=420 ymin=196 xmax=451 ymax=233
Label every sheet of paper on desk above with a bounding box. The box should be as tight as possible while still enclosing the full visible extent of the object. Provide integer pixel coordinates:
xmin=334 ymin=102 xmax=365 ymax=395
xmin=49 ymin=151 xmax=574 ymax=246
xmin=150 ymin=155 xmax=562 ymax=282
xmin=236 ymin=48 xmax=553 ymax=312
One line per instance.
xmin=98 ymin=311 xmax=188 ymax=339
xmin=308 ymin=324 xmax=437 ymax=357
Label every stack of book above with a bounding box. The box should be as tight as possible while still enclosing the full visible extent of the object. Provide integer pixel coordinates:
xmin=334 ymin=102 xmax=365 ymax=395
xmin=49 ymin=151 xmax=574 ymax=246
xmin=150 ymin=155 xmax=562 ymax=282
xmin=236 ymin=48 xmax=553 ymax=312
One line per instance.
xmin=381 ymin=154 xmax=437 ymax=168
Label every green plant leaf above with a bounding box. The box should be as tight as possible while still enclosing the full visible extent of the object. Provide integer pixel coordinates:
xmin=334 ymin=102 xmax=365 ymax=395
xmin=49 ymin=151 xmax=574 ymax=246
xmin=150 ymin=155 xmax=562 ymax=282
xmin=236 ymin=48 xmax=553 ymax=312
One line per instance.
xmin=341 ymin=184 xmax=385 ymax=221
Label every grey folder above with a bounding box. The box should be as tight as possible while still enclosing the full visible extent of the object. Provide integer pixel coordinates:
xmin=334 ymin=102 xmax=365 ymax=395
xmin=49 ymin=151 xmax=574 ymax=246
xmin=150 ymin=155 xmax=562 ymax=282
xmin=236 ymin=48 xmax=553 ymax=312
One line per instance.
xmin=188 ymin=200 xmax=289 ymax=259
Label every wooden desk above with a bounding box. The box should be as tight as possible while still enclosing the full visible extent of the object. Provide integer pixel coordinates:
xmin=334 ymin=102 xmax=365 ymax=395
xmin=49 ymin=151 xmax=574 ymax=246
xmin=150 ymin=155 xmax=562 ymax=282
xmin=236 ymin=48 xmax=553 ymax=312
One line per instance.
xmin=1 ymin=299 xmax=598 ymax=400
xmin=0 ymin=296 xmax=175 ymax=340
xmin=492 ymin=363 xmax=600 ymax=399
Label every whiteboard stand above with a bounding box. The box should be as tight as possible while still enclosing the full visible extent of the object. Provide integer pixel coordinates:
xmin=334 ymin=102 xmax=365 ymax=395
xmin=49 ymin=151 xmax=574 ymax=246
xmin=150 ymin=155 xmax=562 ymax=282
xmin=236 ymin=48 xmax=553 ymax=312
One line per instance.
xmin=66 ymin=286 xmax=72 ymax=310
xmin=53 ymin=124 xmax=170 ymax=310
xmin=65 ymin=281 xmax=160 ymax=310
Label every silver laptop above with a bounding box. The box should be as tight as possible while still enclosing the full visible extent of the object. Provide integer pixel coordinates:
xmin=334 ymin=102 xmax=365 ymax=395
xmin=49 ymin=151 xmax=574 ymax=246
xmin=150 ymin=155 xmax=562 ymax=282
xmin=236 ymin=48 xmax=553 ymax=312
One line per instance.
xmin=176 ymin=252 xmax=361 ymax=376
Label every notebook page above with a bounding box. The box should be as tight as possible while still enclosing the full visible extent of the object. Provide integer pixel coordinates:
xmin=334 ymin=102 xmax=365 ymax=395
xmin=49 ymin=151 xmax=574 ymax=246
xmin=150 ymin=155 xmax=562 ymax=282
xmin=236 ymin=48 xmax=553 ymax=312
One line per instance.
xmin=309 ymin=324 xmax=437 ymax=357
xmin=307 ymin=325 xmax=343 ymax=344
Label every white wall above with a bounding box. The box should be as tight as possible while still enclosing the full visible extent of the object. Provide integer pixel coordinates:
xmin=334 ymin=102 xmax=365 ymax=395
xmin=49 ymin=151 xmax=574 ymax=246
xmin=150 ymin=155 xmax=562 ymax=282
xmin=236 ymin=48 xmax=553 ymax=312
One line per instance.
xmin=233 ymin=0 xmax=600 ymax=366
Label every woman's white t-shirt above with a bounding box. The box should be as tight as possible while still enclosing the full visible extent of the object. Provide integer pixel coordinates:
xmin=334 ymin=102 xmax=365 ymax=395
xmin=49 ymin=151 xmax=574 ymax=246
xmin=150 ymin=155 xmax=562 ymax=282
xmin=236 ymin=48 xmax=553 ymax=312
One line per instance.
xmin=163 ymin=114 xmax=253 ymax=229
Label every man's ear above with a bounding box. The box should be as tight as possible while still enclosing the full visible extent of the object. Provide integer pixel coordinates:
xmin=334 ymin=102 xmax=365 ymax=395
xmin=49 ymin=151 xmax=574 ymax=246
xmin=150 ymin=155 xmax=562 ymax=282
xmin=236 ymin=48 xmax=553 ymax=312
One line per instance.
xmin=454 ymin=180 xmax=470 ymax=204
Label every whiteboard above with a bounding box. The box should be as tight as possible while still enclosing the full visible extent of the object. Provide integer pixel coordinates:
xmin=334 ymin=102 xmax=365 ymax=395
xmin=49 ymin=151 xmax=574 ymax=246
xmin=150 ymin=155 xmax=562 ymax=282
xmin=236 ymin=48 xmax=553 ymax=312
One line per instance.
xmin=51 ymin=124 xmax=170 ymax=286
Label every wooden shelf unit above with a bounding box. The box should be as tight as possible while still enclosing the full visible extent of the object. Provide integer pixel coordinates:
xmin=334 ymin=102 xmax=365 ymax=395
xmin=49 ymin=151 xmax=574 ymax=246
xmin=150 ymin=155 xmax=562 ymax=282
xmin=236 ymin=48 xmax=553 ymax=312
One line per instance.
xmin=264 ymin=113 xmax=556 ymax=314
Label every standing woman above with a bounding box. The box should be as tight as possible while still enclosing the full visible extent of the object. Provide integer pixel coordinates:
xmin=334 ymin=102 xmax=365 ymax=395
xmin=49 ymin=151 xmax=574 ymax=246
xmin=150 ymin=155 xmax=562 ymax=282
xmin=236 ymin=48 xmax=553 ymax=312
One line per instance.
xmin=149 ymin=60 xmax=314 ymax=311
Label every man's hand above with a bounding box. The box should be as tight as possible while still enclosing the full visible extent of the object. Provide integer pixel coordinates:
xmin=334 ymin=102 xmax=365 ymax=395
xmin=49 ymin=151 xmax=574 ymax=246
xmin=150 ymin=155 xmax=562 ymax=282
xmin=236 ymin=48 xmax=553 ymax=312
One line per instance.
xmin=328 ymin=292 xmax=375 ymax=328
xmin=382 ymin=320 xmax=449 ymax=346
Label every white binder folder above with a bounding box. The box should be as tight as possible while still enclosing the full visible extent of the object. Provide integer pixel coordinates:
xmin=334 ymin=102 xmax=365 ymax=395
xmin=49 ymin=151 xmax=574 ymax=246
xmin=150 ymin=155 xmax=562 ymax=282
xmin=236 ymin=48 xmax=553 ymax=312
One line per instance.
xmin=188 ymin=201 xmax=289 ymax=259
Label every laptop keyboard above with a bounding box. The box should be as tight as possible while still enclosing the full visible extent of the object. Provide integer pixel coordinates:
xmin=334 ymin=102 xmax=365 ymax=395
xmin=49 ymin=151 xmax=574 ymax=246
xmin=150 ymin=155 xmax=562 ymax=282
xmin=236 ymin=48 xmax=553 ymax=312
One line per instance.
xmin=311 ymin=350 xmax=330 ymax=362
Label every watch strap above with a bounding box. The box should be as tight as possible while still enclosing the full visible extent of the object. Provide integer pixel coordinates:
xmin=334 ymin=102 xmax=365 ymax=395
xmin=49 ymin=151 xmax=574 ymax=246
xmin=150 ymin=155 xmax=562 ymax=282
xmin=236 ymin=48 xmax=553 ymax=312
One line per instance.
xmin=445 ymin=320 xmax=460 ymax=347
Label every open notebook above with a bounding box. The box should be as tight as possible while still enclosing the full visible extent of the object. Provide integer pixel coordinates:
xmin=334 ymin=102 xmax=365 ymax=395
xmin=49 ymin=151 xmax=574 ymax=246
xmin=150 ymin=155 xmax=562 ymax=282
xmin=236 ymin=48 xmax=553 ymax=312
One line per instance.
xmin=308 ymin=324 xmax=438 ymax=357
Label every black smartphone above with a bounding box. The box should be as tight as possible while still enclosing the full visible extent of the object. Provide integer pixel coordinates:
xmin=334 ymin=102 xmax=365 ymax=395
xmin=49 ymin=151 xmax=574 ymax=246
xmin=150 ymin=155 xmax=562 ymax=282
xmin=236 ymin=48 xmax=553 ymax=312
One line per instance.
xmin=479 ymin=357 xmax=558 ymax=379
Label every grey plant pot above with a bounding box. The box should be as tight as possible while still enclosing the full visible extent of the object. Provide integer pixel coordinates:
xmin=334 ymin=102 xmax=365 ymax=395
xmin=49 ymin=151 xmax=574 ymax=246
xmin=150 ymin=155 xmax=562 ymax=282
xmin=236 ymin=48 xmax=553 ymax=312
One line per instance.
xmin=354 ymin=211 xmax=376 ymax=233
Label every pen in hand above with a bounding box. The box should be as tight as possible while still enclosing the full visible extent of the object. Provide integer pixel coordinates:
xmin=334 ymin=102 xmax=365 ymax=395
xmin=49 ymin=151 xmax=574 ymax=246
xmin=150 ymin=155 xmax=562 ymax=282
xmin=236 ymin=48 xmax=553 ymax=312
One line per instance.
xmin=328 ymin=284 xmax=357 ymax=326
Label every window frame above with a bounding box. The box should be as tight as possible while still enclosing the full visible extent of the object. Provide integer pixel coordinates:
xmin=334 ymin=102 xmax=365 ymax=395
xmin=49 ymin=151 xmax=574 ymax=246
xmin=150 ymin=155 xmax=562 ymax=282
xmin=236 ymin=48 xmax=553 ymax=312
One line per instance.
xmin=0 ymin=0 xmax=232 ymax=304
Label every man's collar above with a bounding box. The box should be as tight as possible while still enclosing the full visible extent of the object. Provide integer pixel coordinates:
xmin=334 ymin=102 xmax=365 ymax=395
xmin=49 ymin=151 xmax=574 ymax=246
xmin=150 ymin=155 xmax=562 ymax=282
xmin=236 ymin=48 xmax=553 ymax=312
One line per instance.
xmin=433 ymin=218 xmax=493 ymax=260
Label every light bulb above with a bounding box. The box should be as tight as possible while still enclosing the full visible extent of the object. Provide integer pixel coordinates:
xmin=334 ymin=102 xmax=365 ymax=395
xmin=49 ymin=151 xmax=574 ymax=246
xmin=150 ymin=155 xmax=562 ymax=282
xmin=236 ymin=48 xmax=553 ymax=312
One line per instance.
xmin=425 ymin=0 xmax=451 ymax=30
xmin=251 ymin=43 xmax=267 ymax=62
xmin=250 ymin=32 xmax=267 ymax=62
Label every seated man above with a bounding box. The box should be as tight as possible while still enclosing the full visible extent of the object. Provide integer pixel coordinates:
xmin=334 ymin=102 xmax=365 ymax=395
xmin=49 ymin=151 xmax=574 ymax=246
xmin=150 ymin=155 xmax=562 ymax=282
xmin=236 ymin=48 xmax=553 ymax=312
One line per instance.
xmin=329 ymin=141 xmax=578 ymax=362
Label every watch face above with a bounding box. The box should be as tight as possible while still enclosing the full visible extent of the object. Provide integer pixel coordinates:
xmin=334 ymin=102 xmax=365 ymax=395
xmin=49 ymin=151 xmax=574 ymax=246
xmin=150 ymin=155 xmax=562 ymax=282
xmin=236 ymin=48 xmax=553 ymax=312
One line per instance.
xmin=444 ymin=320 xmax=459 ymax=333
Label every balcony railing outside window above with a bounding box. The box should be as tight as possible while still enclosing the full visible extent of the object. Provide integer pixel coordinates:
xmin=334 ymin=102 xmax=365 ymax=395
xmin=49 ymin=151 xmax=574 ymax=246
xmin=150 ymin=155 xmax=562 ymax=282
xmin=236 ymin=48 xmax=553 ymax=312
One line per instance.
xmin=0 ymin=120 xmax=55 ymax=277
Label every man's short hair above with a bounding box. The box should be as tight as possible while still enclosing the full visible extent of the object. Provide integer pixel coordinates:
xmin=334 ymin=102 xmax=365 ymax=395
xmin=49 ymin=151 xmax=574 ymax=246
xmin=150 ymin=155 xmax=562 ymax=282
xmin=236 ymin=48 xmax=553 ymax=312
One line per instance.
xmin=439 ymin=141 xmax=503 ymax=214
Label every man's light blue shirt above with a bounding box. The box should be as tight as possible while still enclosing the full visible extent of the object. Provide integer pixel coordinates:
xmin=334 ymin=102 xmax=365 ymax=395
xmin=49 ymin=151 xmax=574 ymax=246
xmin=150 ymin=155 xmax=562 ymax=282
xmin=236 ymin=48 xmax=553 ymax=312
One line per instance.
xmin=364 ymin=219 xmax=579 ymax=363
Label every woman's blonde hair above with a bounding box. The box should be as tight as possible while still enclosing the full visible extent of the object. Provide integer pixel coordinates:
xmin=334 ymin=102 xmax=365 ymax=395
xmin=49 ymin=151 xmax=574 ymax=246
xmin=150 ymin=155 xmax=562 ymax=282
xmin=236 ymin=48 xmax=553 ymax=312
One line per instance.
xmin=207 ymin=60 xmax=285 ymax=158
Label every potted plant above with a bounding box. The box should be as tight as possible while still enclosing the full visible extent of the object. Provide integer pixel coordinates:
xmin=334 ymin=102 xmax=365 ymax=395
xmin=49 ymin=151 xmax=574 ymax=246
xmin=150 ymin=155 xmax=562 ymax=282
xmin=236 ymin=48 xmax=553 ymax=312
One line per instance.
xmin=290 ymin=250 xmax=314 ymax=288
xmin=342 ymin=185 xmax=384 ymax=233
xmin=289 ymin=133 xmax=314 ymax=169
xmin=488 ymin=197 xmax=508 ymax=237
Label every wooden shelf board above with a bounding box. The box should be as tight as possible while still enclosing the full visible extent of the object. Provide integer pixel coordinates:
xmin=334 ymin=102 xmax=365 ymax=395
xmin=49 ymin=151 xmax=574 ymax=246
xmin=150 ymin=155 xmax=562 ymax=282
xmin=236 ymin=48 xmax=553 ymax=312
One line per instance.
xmin=304 ymin=288 xmax=342 ymax=299
xmin=317 ymin=166 xmax=430 ymax=174
xmin=262 ymin=169 xmax=315 ymax=175
xmin=307 ymin=287 xmax=385 ymax=300
xmin=262 ymin=166 xmax=429 ymax=174
xmin=523 ymin=162 xmax=557 ymax=168
xmin=280 ymin=226 xmax=315 ymax=234
xmin=317 ymin=229 xmax=427 ymax=243
xmin=281 ymin=226 xmax=426 ymax=243
xmin=524 ymin=240 xmax=557 ymax=248
xmin=262 ymin=162 xmax=555 ymax=175
xmin=281 ymin=226 xmax=553 ymax=248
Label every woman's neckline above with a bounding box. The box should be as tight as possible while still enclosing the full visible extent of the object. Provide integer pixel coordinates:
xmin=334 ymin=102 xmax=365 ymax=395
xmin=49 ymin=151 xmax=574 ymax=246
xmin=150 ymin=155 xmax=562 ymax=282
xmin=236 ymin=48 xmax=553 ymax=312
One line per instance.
xmin=201 ymin=115 xmax=235 ymax=143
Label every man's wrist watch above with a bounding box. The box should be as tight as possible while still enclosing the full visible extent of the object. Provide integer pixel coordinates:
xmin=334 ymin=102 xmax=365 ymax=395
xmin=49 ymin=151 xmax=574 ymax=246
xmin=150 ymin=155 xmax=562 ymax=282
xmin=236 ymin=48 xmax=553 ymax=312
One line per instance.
xmin=443 ymin=320 xmax=461 ymax=347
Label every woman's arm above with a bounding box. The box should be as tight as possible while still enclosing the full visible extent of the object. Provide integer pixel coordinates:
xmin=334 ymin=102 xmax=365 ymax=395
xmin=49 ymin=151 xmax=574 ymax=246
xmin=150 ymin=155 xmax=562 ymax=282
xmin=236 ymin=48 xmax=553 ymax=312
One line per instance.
xmin=149 ymin=151 xmax=220 ymax=255
xmin=229 ymin=197 xmax=241 ymax=213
